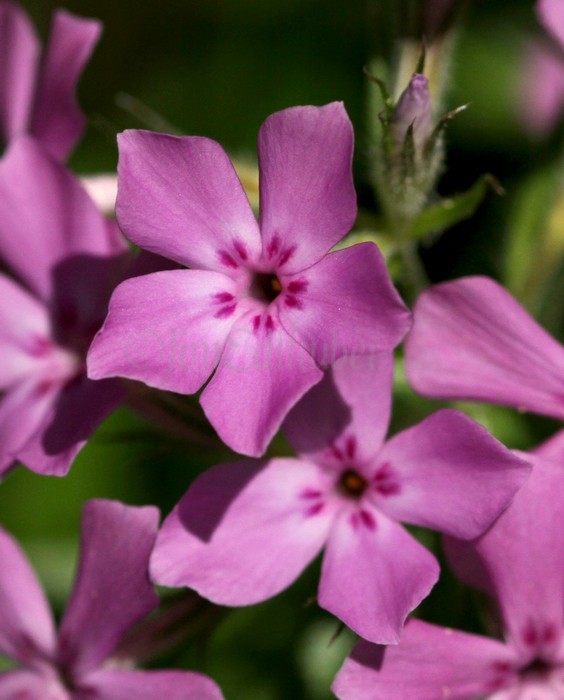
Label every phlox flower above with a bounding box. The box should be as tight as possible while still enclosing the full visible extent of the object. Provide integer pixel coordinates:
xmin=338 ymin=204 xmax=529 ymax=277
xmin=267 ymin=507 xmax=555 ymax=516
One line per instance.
xmin=333 ymin=433 xmax=564 ymax=699
xmin=405 ymin=276 xmax=564 ymax=421
xmin=86 ymin=102 xmax=411 ymax=457
xmin=0 ymin=0 xmax=100 ymax=159
xmin=0 ymin=136 xmax=131 ymax=477
xmin=149 ymin=353 xmax=530 ymax=645
xmin=0 ymin=499 xmax=223 ymax=699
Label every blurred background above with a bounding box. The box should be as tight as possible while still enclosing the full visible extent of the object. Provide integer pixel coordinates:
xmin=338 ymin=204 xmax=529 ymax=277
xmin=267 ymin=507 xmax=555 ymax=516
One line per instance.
xmin=1 ymin=1 xmax=562 ymax=698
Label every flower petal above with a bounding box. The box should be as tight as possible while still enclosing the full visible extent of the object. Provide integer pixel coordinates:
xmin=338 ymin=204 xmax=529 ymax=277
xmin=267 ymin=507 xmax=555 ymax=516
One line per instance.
xmin=0 ymin=527 xmax=56 ymax=665
xmin=116 ymin=130 xmax=261 ymax=271
xmin=258 ymin=102 xmax=356 ymax=273
xmin=16 ymin=375 xmax=123 ymax=477
xmin=30 ymin=10 xmax=101 ymax=160
xmin=279 ymin=244 xmax=410 ymax=367
xmin=150 ymin=458 xmax=332 ymax=605
xmin=444 ymin=455 xmax=564 ymax=662
xmin=0 ymin=378 xmax=59 ymax=477
xmin=375 ymin=409 xmax=531 ymax=539
xmin=0 ymin=273 xmax=51 ymax=389
xmin=538 ymin=0 xmax=564 ymax=47
xmin=58 ymin=500 xmax=159 ymax=675
xmin=0 ymin=670 xmax=69 ymax=700
xmin=200 ymin=315 xmax=323 ymax=456
xmin=0 ymin=1 xmax=39 ymax=144
xmin=405 ymin=276 xmax=564 ymax=420
xmin=0 ymin=137 xmax=123 ymax=302
xmin=332 ymin=619 xmax=517 ymax=700
xmin=283 ymin=353 xmax=393 ymax=463
xmin=319 ymin=510 xmax=439 ymax=644
xmin=83 ymin=669 xmax=224 ymax=700
xmin=87 ymin=269 xmax=242 ymax=394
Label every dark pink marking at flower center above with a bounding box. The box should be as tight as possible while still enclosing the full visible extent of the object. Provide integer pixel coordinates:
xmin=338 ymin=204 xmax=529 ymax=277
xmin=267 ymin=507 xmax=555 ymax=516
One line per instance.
xmin=251 ymin=313 xmax=276 ymax=334
xmin=284 ymin=276 xmax=308 ymax=311
xmin=218 ymin=250 xmax=238 ymax=269
xmin=300 ymin=488 xmax=325 ymax=518
xmin=265 ymin=234 xmax=296 ymax=269
xmin=349 ymin=509 xmax=377 ymax=531
xmin=338 ymin=469 xmax=368 ymax=499
xmin=28 ymin=335 xmax=53 ymax=357
xmin=212 ymin=291 xmax=237 ymax=319
xmin=486 ymin=660 xmax=513 ymax=692
xmin=372 ymin=462 xmax=401 ymax=496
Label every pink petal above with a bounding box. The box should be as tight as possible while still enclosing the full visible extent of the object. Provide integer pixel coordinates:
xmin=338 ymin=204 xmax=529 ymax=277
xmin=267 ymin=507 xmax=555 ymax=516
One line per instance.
xmin=30 ymin=10 xmax=101 ymax=160
xmin=0 ymin=273 xmax=51 ymax=389
xmin=200 ymin=314 xmax=323 ymax=456
xmin=319 ymin=509 xmax=439 ymax=644
xmin=0 ymin=1 xmax=39 ymax=143
xmin=150 ymin=458 xmax=332 ymax=605
xmin=17 ymin=376 xmax=124 ymax=477
xmin=58 ymin=500 xmax=159 ymax=675
xmin=445 ymin=455 xmax=564 ymax=662
xmin=0 ymin=378 xmax=59 ymax=476
xmin=279 ymin=244 xmax=410 ymax=367
xmin=0 ymin=528 xmax=56 ymax=665
xmin=538 ymin=0 xmax=564 ymax=47
xmin=283 ymin=353 xmax=394 ymax=463
xmin=533 ymin=429 xmax=564 ymax=461
xmin=257 ymin=102 xmax=356 ymax=273
xmin=0 ymin=137 xmax=124 ymax=302
xmin=0 ymin=670 xmax=69 ymax=700
xmin=405 ymin=277 xmax=564 ymax=420
xmin=375 ymin=409 xmax=531 ymax=539
xmin=333 ymin=619 xmax=517 ymax=700
xmin=87 ymin=269 xmax=242 ymax=394
xmin=116 ymin=130 xmax=261 ymax=271
xmin=520 ymin=41 xmax=564 ymax=137
xmin=83 ymin=669 xmax=224 ymax=700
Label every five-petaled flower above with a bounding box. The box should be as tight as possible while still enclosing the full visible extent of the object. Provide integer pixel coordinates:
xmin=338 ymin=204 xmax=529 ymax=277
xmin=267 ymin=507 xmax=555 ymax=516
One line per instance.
xmin=333 ymin=432 xmax=564 ymax=699
xmin=149 ymin=353 xmax=530 ymax=644
xmin=0 ymin=499 xmax=224 ymax=699
xmin=86 ymin=102 xmax=411 ymax=457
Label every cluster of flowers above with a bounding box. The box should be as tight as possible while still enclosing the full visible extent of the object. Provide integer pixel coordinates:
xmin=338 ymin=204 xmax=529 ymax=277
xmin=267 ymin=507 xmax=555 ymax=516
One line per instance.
xmin=0 ymin=0 xmax=563 ymax=698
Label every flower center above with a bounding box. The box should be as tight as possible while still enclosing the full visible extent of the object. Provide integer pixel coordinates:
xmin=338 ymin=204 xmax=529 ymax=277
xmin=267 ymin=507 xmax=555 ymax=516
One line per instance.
xmin=521 ymin=657 xmax=551 ymax=679
xmin=250 ymin=273 xmax=282 ymax=304
xmin=338 ymin=469 xmax=368 ymax=499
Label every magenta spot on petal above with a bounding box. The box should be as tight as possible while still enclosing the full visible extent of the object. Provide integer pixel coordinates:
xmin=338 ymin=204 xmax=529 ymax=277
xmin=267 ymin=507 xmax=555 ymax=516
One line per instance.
xmin=330 ymin=443 xmax=344 ymax=461
xmin=359 ymin=509 xmax=376 ymax=530
xmin=287 ymin=278 xmax=308 ymax=294
xmin=267 ymin=235 xmax=280 ymax=259
xmin=214 ymin=303 xmax=237 ymax=319
xmin=284 ymin=295 xmax=303 ymax=309
xmin=543 ymin=622 xmax=558 ymax=644
xmin=372 ymin=462 xmax=401 ymax=497
xmin=252 ymin=315 xmax=261 ymax=332
xmin=34 ymin=380 xmax=53 ymax=397
xmin=306 ymin=502 xmax=325 ymax=517
xmin=279 ymin=245 xmax=296 ymax=267
xmin=300 ymin=488 xmax=323 ymax=500
xmin=213 ymin=292 xmax=235 ymax=304
xmin=233 ymin=240 xmax=248 ymax=261
xmin=349 ymin=512 xmax=360 ymax=530
xmin=265 ymin=315 xmax=275 ymax=332
xmin=522 ymin=621 xmax=538 ymax=647
xmin=218 ymin=250 xmax=238 ymax=269
xmin=28 ymin=335 xmax=53 ymax=357
xmin=345 ymin=436 xmax=356 ymax=460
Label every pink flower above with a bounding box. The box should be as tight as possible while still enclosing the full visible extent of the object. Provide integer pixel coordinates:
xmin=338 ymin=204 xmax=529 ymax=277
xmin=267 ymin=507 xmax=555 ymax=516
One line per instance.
xmin=0 ymin=1 xmax=101 ymax=159
xmin=0 ymin=137 xmax=130 ymax=476
xmin=405 ymin=276 xmax=564 ymax=421
xmin=87 ymin=103 xmax=411 ymax=457
xmin=149 ymin=354 xmax=530 ymax=645
xmin=0 ymin=499 xmax=223 ymax=699
xmin=333 ymin=433 xmax=564 ymax=699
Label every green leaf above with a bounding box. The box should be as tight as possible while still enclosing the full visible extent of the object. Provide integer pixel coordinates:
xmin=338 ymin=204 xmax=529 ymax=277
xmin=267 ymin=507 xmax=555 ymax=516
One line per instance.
xmin=405 ymin=173 xmax=503 ymax=240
